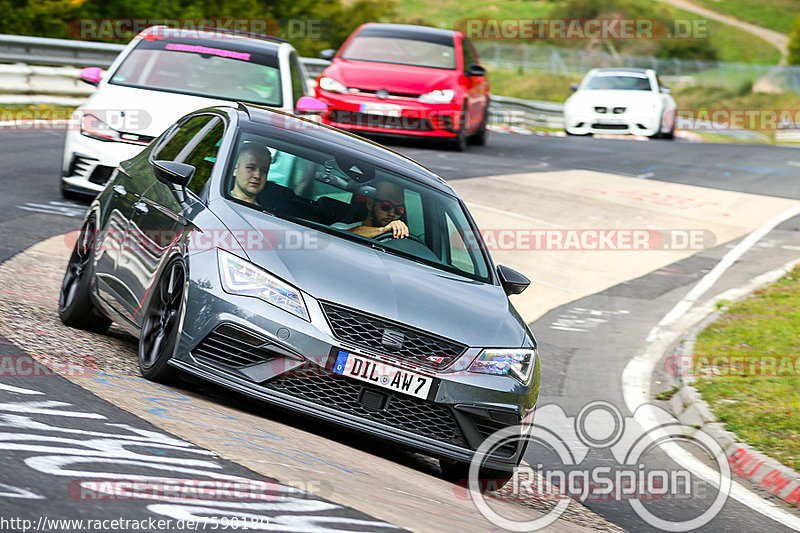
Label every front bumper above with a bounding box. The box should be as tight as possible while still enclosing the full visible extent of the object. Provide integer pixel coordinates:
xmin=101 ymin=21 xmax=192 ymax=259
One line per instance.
xmin=564 ymin=109 xmax=660 ymax=136
xmin=316 ymin=90 xmax=462 ymax=139
xmin=172 ymin=249 xmax=539 ymax=470
xmin=61 ymin=128 xmax=150 ymax=195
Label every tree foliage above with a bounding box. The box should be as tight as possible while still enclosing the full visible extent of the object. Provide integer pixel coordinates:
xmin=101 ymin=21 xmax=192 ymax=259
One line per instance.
xmin=788 ymin=14 xmax=800 ymax=65
xmin=0 ymin=0 xmax=395 ymax=56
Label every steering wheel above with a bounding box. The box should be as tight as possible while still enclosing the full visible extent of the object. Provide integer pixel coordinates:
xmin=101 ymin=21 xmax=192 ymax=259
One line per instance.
xmin=375 ymin=231 xmax=426 ymax=245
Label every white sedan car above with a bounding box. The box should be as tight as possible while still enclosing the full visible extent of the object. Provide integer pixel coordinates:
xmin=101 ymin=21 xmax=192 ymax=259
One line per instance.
xmin=563 ymin=68 xmax=676 ymax=139
xmin=61 ymin=25 xmax=311 ymax=198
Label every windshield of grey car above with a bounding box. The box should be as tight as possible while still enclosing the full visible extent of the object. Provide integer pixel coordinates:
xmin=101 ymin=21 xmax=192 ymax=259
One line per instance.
xmin=109 ymin=39 xmax=283 ymax=107
xmin=224 ymin=133 xmax=491 ymax=282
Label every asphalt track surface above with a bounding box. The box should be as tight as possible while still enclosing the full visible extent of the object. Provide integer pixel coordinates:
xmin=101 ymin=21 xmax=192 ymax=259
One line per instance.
xmin=1 ymin=127 xmax=800 ymax=532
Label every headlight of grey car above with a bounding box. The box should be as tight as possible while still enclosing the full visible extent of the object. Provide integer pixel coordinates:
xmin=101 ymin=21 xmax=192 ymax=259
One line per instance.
xmin=468 ymin=348 xmax=537 ymax=383
xmin=218 ymin=249 xmax=309 ymax=321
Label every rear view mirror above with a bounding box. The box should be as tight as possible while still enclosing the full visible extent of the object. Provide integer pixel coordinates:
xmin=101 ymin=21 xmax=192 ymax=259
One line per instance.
xmin=466 ymin=63 xmax=486 ymax=77
xmin=497 ymin=265 xmax=531 ymax=295
xmin=570 ymin=83 xmax=579 ymax=92
xmin=660 ymin=86 xmax=672 ymax=95
xmin=319 ymin=49 xmax=336 ymax=61
xmin=153 ymin=160 xmax=194 ymax=188
xmin=296 ymin=96 xmax=328 ymax=114
xmin=79 ymin=67 xmax=103 ymax=86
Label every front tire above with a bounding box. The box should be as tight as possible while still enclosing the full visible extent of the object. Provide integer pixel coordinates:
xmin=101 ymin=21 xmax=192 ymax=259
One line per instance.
xmin=449 ymin=104 xmax=469 ymax=151
xmin=468 ymin=106 xmax=488 ymax=146
xmin=59 ymin=216 xmax=111 ymax=333
xmin=138 ymin=258 xmax=186 ymax=383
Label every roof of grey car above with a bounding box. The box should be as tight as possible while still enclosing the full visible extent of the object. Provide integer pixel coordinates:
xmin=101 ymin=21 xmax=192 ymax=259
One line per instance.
xmin=237 ymin=104 xmax=456 ymax=194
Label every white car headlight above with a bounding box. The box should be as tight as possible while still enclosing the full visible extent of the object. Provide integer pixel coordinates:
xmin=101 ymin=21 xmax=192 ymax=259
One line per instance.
xmin=418 ymin=89 xmax=455 ymax=104
xmin=468 ymin=348 xmax=536 ymax=383
xmin=319 ymin=76 xmax=348 ymax=93
xmin=218 ymin=249 xmax=309 ymax=321
xmin=79 ymin=112 xmax=149 ymax=146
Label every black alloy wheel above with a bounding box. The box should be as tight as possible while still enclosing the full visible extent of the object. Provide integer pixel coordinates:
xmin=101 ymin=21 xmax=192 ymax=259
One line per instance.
xmin=138 ymin=258 xmax=186 ymax=383
xmin=59 ymin=216 xmax=111 ymax=333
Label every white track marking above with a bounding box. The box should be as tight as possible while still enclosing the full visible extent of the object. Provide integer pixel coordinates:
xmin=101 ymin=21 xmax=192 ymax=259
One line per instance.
xmin=622 ymin=203 xmax=800 ymax=528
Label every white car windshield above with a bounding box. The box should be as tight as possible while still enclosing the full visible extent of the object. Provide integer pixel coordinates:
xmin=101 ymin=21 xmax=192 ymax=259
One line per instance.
xmin=225 ymin=132 xmax=491 ymax=282
xmin=109 ymin=39 xmax=283 ymax=107
xmin=584 ymin=74 xmax=651 ymax=91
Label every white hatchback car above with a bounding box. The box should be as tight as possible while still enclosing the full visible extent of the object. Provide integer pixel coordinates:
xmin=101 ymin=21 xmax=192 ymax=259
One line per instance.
xmin=563 ymin=68 xmax=676 ymax=139
xmin=61 ymin=26 xmax=311 ymax=198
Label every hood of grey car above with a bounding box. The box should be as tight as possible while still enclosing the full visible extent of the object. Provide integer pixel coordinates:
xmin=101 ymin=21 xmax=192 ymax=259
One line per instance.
xmin=218 ymin=204 xmax=528 ymax=348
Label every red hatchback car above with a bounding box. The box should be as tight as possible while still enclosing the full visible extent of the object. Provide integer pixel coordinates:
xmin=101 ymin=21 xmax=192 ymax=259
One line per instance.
xmin=314 ymin=23 xmax=490 ymax=150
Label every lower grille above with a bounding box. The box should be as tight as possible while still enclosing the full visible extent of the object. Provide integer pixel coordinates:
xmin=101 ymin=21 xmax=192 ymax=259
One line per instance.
xmin=66 ymin=154 xmax=97 ymax=177
xmin=591 ymin=123 xmax=628 ymax=130
xmin=471 ymin=414 xmax=521 ymax=457
xmin=193 ymin=324 xmax=278 ymax=369
xmin=266 ymin=371 xmax=467 ymax=447
xmin=329 ymin=110 xmax=434 ymax=132
xmin=89 ymin=165 xmax=115 ymax=185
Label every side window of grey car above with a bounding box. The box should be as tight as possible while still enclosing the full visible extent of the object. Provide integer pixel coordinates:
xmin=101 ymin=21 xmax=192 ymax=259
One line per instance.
xmin=182 ymin=120 xmax=225 ymax=196
xmin=153 ymin=115 xmax=215 ymax=161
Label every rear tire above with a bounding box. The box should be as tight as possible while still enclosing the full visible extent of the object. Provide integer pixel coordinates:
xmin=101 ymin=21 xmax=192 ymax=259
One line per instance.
xmin=138 ymin=258 xmax=186 ymax=384
xmin=59 ymin=216 xmax=111 ymax=333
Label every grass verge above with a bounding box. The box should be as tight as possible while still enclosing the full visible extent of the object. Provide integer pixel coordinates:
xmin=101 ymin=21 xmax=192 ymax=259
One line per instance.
xmin=0 ymin=104 xmax=76 ymax=121
xmin=691 ymin=0 xmax=800 ymax=35
xmin=692 ymin=266 xmax=800 ymax=472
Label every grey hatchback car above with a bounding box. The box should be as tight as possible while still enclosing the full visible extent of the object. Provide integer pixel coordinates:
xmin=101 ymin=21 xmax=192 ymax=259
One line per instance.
xmin=59 ymin=103 xmax=540 ymax=481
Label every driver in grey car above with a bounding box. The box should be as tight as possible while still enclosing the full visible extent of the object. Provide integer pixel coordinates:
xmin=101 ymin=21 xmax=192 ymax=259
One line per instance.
xmin=338 ymin=181 xmax=409 ymax=239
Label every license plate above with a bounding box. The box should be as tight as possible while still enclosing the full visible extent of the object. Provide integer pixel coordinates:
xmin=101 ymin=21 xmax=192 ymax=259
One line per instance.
xmin=359 ymin=103 xmax=401 ymax=117
xmin=333 ymin=350 xmax=433 ymax=400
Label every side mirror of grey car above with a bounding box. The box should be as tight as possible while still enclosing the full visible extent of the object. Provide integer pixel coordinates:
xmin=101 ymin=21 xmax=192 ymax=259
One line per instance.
xmin=570 ymin=83 xmax=579 ymax=92
xmin=466 ymin=63 xmax=486 ymax=77
xmin=497 ymin=265 xmax=530 ymax=295
xmin=660 ymin=86 xmax=672 ymax=95
xmin=153 ymin=160 xmax=195 ymax=188
xmin=319 ymin=49 xmax=336 ymax=61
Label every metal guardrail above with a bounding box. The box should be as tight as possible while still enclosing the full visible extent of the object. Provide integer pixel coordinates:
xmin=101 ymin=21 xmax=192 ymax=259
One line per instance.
xmin=0 ymin=34 xmax=124 ymax=67
xmin=489 ymin=95 xmax=564 ymax=129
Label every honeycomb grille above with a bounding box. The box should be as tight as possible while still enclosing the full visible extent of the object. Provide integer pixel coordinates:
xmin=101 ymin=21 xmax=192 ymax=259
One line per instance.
xmin=320 ymin=301 xmax=467 ymax=370
xmin=193 ymin=324 xmax=277 ymax=368
xmin=471 ymin=415 xmax=520 ymax=457
xmin=266 ymin=370 xmax=466 ymax=447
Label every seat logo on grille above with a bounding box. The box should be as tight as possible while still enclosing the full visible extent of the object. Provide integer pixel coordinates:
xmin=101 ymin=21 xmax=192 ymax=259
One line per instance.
xmin=381 ymin=328 xmax=404 ymax=351
xmin=376 ymin=89 xmax=390 ymax=99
